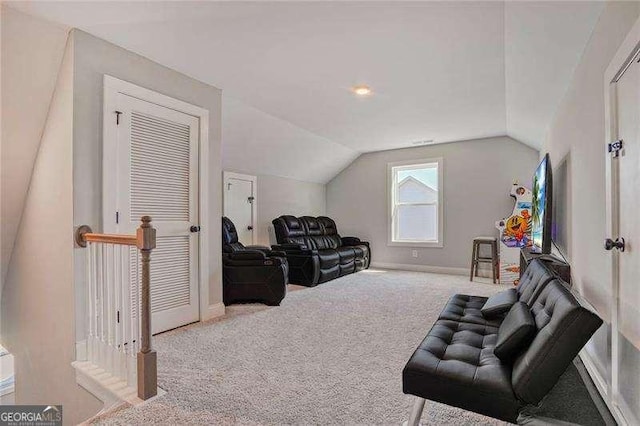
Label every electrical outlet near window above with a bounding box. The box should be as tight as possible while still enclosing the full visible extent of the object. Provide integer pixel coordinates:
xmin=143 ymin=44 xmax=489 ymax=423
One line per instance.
xmin=412 ymin=250 xmax=418 ymax=258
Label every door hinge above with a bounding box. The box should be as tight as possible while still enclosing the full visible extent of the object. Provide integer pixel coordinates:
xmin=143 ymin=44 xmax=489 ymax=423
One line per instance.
xmin=608 ymin=139 xmax=623 ymax=157
xmin=116 ymin=211 xmax=120 ymax=224
xmin=117 ymin=310 xmax=120 ymax=323
xmin=115 ymin=110 xmax=122 ymax=125
xmin=605 ymin=237 xmax=625 ymax=252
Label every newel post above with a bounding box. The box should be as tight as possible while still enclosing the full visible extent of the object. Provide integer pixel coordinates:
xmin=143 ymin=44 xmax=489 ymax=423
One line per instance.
xmin=136 ymin=215 xmax=157 ymax=399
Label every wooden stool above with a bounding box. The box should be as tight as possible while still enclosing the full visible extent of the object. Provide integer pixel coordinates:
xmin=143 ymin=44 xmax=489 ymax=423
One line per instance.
xmin=470 ymin=237 xmax=499 ymax=284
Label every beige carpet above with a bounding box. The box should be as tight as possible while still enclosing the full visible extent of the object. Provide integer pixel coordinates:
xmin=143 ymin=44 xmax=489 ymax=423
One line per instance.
xmin=90 ymin=270 xmax=514 ymax=425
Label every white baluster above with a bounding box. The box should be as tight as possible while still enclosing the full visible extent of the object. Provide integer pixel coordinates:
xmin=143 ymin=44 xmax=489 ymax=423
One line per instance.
xmin=120 ymin=245 xmax=129 ymax=383
xmin=105 ymin=244 xmax=110 ymax=373
xmin=98 ymin=243 xmax=105 ymax=369
xmin=134 ymin=248 xmax=141 ymax=355
xmin=90 ymin=243 xmax=98 ymax=364
xmin=86 ymin=242 xmax=93 ymax=363
xmin=103 ymin=243 xmax=109 ymax=372
xmin=129 ymin=246 xmax=139 ymax=387
xmin=119 ymin=245 xmax=125 ymax=381
xmin=109 ymin=244 xmax=116 ymax=375
xmin=113 ymin=244 xmax=120 ymax=379
xmin=118 ymin=245 xmax=126 ymax=381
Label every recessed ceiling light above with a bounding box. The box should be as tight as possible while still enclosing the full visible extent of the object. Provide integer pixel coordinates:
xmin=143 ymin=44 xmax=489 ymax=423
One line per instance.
xmin=352 ymin=85 xmax=372 ymax=96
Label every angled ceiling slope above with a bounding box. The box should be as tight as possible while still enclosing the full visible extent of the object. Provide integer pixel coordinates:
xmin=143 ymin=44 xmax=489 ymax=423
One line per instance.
xmin=505 ymin=1 xmax=604 ymax=148
xmin=223 ymin=96 xmax=359 ymax=184
xmin=8 ymin=1 xmax=604 ymax=180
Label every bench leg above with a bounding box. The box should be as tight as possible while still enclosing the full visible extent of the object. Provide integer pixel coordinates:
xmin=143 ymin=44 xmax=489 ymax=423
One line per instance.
xmin=403 ymin=397 xmax=425 ymax=426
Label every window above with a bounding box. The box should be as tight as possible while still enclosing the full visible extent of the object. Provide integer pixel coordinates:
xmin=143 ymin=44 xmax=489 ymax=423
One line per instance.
xmin=388 ymin=158 xmax=443 ymax=247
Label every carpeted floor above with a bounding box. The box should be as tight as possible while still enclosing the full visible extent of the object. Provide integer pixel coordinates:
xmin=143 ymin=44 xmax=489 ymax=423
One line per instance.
xmin=92 ymin=270 xmax=605 ymax=425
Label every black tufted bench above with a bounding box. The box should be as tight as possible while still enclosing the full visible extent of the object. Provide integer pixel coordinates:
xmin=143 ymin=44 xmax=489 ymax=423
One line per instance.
xmin=437 ymin=259 xmax=558 ymax=327
xmin=402 ymin=261 xmax=603 ymax=424
xmin=403 ymin=319 xmax=516 ymax=420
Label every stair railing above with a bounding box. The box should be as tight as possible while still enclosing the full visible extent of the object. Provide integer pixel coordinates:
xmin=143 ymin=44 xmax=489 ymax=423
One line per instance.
xmin=75 ymin=216 xmax=157 ymax=400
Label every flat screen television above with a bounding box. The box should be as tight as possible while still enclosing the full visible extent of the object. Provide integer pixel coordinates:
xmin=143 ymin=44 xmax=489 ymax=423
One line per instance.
xmin=532 ymin=154 xmax=552 ymax=254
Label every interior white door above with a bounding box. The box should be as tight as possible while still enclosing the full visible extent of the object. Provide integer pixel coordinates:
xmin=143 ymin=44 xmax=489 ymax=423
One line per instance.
xmin=224 ymin=175 xmax=255 ymax=245
xmin=611 ymin=56 xmax=640 ymax=425
xmin=115 ymin=93 xmax=200 ymax=334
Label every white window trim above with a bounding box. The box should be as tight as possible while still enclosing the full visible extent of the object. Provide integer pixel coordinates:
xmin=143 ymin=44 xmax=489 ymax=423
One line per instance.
xmin=387 ymin=157 xmax=444 ymax=248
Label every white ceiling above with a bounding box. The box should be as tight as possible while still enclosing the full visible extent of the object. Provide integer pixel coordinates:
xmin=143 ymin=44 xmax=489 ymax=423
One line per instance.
xmin=9 ymin=1 xmax=604 ymax=172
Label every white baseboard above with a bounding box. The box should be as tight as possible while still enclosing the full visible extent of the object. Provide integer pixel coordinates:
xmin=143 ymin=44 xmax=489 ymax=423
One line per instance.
xmin=370 ymin=262 xmax=469 ymax=276
xmin=579 ymin=349 xmax=608 ymax=400
xmin=202 ymin=302 xmax=225 ymax=321
xmin=579 ymin=349 xmax=627 ymax=426
xmin=73 ymin=360 xmax=167 ymax=415
xmin=73 ymin=361 xmax=128 ymax=410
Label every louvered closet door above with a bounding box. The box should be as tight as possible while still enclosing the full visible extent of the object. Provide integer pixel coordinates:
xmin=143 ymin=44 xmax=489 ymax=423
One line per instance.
xmin=116 ymin=93 xmax=199 ymax=334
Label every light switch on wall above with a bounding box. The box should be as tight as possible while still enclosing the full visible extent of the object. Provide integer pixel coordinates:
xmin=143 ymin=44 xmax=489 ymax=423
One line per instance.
xmin=412 ymin=250 xmax=418 ymax=258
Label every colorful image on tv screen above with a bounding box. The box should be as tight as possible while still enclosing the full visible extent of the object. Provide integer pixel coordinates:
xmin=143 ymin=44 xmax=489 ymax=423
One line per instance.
xmin=532 ymin=157 xmax=547 ymax=250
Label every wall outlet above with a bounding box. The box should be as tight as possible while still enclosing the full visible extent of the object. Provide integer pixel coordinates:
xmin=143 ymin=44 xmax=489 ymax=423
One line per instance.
xmin=412 ymin=250 xmax=418 ymax=258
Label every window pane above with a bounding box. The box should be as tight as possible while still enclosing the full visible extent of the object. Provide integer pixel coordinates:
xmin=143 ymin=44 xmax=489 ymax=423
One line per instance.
xmin=397 ymin=204 xmax=437 ymax=241
xmin=397 ymin=166 xmax=438 ymax=189
xmin=397 ymin=176 xmax=438 ymax=204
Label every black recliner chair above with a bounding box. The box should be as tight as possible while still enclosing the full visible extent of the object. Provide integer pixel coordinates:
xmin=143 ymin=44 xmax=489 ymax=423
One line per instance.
xmin=271 ymin=215 xmax=370 ymax=286
xmin=222 ymin=217 xmax=288 ymax=306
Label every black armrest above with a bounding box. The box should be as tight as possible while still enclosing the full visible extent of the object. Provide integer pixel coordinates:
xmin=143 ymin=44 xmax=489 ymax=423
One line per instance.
xmin=250 ymin=247 xmax=287 ymax=258
xmin=271 ymin=244 xmax=317 ymax=255
xmin=237 ymin=245 xmax=286 ymax=258
xmin=246 ymin=245 xmax=271 ymax=252
xmin=342 ymin=237 xmax=368 ymax=247
xmin=228 ymin=250 xmax=267 ymax=261
xmin=272 ymin=243 xmax=307 ymax=250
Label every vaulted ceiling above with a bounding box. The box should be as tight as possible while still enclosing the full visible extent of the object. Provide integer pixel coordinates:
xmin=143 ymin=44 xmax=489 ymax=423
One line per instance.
xmin=9 ymin=1 xmax=604 ymax=181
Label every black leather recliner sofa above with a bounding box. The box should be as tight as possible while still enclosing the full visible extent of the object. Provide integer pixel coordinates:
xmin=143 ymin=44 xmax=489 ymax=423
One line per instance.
xmin=271 ymin=216 xmax=370 ymax=286
xmin=222 ymin=217 xmax=288 ymax=306
xmin=402 ymin=259 xmax=603 ymax=424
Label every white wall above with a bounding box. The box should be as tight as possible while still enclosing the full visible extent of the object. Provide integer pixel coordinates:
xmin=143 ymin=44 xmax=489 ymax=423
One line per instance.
xmin=327 ymin=136 xmax=539 ymax=272
xmin=222 ymin=96 xmax=358 ymax=184
xmin=71 ymin=30 xmax=223 ymax=344
xmin=256 ymin=175 xmax=326 ymax=246
xmin=540 ymin=0 xmax=640 ymax=399
xmin=222 ymin=96 xmax=341 ymax=246
xmin=0 ymin=32 xmax=103 ymax=424
xmin=504 ymin=2 xmax=605 ymax=148
xmin=0 ymin=5 xmax=68 ymax=301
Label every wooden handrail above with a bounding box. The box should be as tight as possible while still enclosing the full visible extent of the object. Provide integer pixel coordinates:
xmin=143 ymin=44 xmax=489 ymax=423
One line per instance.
xmin=83 ymin=233 xmax=138 ymax=246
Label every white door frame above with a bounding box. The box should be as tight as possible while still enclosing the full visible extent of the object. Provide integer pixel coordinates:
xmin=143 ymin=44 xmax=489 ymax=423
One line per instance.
xmin=103 ymin=75 xmax=211 ymax=325
xmin=601 ymin=16 xmax=640 ymax=426
xmin=223 ymin=171 xmax=258 ymax=245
